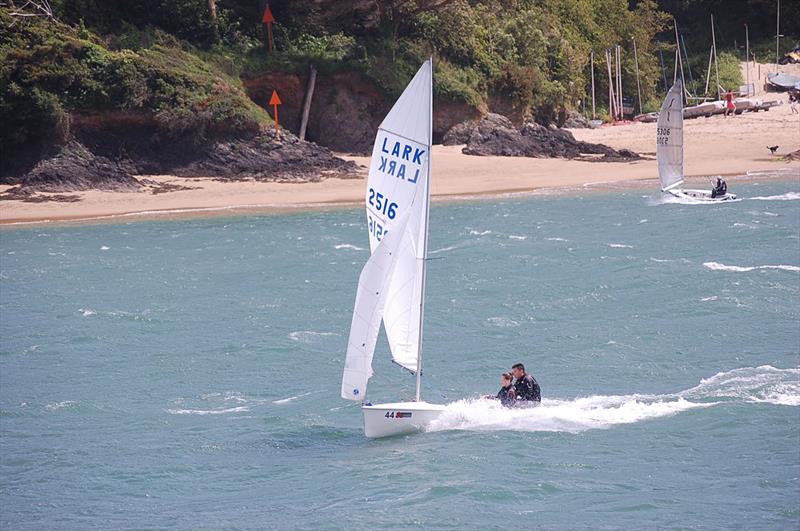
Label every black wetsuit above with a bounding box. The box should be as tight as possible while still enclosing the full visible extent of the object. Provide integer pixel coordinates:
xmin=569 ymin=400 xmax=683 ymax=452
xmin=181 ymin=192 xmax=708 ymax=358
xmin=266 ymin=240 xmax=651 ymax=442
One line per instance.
xmin=496 ymin=385 xmax=515 ymax=407
xmin=513 ymin=373 xmax=541 ymax=403
xmin=712 ymin=180 xmax=727 ymax=198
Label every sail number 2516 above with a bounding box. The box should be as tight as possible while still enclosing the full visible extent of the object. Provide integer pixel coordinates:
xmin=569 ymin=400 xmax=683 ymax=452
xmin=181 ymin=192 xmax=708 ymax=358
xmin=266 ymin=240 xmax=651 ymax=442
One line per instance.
xmin=368 ymin=188 xmax=398 ymax=220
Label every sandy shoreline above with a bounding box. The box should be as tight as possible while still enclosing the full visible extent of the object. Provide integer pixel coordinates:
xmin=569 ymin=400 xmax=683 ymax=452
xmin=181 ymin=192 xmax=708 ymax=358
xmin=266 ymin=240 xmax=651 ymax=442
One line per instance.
xmin=2 ymin=91 xmax=798 ymax=226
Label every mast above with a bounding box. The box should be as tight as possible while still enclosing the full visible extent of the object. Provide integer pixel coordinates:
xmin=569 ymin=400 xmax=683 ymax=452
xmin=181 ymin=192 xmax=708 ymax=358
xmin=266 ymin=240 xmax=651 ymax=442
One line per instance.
xmin=414 ymin=57 xmax=433 ymax=402
xmin=674 ymin=19 xmax=685 ymax=104
xmin=775 ymin=0 xmax=780 ymax=67
xmin=745 ymin=24 xmax=750 ymax=94
xmin=632 ymin=39 xmax=643 ymax=115
xmin=712 ymin=14 xmax=721 ymax=99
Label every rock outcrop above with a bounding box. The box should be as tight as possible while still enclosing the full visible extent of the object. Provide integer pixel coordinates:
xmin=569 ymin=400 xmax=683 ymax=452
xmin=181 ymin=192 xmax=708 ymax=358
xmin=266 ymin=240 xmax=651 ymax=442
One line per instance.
xmin=457 ymin=113 xmax=639 ymax=161
xmin=2 ymin=129 xmax=357 ymax=198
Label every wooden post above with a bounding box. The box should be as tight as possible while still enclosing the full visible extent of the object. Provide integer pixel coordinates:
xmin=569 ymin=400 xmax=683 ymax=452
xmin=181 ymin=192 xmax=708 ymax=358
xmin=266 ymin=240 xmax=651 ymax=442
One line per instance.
xmin=590 ymin=50 xmax=596 ymax=120
xmin=299 ymin=65 xmax=317 ymax=141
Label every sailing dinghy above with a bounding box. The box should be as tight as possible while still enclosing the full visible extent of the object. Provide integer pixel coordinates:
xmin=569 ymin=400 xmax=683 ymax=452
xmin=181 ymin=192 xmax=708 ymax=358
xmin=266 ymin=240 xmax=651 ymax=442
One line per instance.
xmin=341 ymin=59 xmax=445 ymax=438
xmin=657 ymin=80 xmax=736 ymax=202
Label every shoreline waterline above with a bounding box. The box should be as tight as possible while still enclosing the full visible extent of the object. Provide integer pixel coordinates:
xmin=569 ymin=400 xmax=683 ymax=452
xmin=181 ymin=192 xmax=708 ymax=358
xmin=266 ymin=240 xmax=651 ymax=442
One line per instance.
xmin=2 ymin=170 xmax=797 ymax=228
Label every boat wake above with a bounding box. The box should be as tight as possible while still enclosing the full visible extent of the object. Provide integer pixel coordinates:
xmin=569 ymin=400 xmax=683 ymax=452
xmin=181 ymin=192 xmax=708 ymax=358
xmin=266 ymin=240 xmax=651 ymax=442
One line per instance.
xmin=426 ymin=366 xmax=799 ymax=434
xmin=748 ymin=192 xmax=800 ymax=201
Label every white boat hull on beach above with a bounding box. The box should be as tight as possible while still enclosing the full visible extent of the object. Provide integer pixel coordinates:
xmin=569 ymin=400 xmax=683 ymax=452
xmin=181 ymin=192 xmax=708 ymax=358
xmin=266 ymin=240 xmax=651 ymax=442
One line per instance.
xmin=362 ymin=401 xmax=446 ymax=438
xmin=667 ymin=188 xmax=737 ymax=202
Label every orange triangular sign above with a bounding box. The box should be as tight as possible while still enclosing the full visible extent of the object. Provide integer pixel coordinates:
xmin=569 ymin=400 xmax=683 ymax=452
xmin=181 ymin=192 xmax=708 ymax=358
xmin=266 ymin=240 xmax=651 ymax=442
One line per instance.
xmin=262 ymin=6 xmax=275 ymax=24
xmin=269 ymin=90 xmax=281 ymax=106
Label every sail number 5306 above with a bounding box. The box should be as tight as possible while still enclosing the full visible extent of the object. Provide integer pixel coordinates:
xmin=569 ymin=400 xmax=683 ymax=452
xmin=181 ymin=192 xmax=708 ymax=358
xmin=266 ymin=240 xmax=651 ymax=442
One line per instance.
xmin=368 ymin=188 xmax=398 ymax=220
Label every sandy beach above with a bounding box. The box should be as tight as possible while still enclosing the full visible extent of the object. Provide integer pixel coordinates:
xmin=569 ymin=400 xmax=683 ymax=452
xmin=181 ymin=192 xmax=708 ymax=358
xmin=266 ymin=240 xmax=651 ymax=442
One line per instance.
xmin=2 ymin=88 xmax=798 ymax=225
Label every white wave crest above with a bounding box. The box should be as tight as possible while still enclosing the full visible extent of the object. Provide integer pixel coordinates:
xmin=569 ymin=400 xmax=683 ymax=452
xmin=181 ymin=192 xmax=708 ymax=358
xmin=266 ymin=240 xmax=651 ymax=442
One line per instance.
xmin=546 ymin=237 xmax=568 ymax=242
xmin=45 ymin=400 xmax=78 ymax=411
xmin=334 ymin=244 xmax=365 ymax=251
xmin=469 ymin=230 xmax=493 ymax=236
xmin=748 ymin=193 xmax=800 ymax=201
xmin=486 ymin=316 xmax=520 ymax=328
xmin=79 ymin=308 xmax=96 ymax=316
xmin=703 ymin=262 xmax=800 ymax=272
xmin=509 ymin=235 xmax=527 ymax=240
xmin=288 ymin=331 xmax=339 ymax=342
xmin=679 ymin=366 xmax=800 ymax=406
xmin=166 ymin=406 xmax=250 ymax=415
xmin=608 ymin=243 xmax=633 ymax=249
xmin=273 ymin=391 xmax=313 ymax=404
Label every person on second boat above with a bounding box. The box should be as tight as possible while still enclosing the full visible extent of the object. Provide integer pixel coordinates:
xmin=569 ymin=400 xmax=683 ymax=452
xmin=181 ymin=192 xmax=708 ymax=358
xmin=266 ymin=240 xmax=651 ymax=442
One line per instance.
xmin=510 ymin=363 xmax=541 ymax=404
xmin=711 ymin=177 xmax=727 ymax=198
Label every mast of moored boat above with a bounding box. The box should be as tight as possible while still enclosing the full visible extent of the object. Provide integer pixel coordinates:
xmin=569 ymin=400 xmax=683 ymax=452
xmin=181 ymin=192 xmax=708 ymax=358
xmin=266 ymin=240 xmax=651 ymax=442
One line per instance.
xmin=414 ymin=58 xmax=433 ymax=402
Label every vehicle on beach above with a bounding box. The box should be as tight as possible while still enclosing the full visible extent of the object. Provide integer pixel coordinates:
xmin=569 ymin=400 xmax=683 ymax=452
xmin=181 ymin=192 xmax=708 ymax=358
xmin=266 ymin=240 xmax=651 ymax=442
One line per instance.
xmin=340 ymin=59 xmax=446 ymax=438
xmin=657 ymin=79 xmax=737 ymax=202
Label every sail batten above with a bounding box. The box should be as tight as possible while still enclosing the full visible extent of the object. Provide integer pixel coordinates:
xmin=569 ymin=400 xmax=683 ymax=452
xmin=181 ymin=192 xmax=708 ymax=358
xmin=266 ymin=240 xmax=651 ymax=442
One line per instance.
xmin=657 ymin=80 xmax=684 ymax=192
xmin=341 ymin=60 xmax=433 ymax=400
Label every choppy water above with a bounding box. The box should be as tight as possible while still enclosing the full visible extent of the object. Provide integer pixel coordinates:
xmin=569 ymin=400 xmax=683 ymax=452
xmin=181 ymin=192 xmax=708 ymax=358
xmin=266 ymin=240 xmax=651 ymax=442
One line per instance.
xmin=1 ymin=178 xmax=799 ymax=529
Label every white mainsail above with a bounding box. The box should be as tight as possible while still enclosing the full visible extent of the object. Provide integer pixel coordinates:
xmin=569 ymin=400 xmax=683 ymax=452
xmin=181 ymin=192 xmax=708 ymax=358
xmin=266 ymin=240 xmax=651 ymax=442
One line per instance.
xmin=341 ymin=60 xmax=432 ymax=401
xmin=657 ymin=80 xmax=684 ymax=191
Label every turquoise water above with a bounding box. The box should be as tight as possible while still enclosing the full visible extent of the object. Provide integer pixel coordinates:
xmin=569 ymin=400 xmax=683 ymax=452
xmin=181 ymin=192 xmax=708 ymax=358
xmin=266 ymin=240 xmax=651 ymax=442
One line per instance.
xmin=1 ymin=178 xmax=799 ymax=529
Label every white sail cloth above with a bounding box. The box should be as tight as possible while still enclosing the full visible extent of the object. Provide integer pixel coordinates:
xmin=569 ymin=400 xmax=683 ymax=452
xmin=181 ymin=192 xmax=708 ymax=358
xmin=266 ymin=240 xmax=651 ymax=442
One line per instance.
xmin=341 ymin=60 xmax=432 ymax=400
xmin=657 ymin=80 xmax=684 ymax=191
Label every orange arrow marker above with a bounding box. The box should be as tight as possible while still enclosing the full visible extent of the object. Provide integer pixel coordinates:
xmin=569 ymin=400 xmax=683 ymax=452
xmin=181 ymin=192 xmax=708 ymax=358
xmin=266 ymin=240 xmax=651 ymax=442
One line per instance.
xmin=262 ymin=5 xmax=275 ymax=53
xmin=269 ymin=90 xmax=282 ymax=138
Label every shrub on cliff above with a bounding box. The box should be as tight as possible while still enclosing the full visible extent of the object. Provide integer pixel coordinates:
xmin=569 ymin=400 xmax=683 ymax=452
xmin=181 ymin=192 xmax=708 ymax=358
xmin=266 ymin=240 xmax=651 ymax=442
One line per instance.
xmin=0 ymin=9 xmax=270 ymax=176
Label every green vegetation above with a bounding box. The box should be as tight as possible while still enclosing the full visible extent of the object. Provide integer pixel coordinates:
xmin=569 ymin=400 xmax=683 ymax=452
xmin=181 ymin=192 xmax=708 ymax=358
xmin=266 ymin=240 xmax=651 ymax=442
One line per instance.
xmin=0 ymin=7 xmax=270 ymax=171
xmin=3 ymin=0 xmax=789 ymax=175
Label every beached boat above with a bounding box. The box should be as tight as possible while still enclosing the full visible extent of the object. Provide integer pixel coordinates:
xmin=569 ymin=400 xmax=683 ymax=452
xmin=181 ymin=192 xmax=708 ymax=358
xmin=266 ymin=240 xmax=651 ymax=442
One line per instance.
xmin=657 ymin=80 xmax=737 ymax=202
xmin=341 ymin=59 xmax=445 ymax=438
xmin=766 ymin=72 xmax=800 ymax=91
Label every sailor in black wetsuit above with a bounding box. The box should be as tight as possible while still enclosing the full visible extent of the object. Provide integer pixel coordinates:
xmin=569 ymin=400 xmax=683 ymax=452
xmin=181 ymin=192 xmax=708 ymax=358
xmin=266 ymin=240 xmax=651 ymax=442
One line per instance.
xmin=711 ymin=178 xmax=727 ymax=198
xmin=485 ymin=372 xmax=516 ymax=406
xmin=495 ymin=372 xmax=516 ymax=406
xmin=511 ymin=362 xmax=541 ymax=404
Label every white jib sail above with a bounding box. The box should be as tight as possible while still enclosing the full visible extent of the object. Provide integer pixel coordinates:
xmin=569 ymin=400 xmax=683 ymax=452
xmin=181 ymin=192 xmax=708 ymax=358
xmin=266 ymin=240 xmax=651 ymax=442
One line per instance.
xmin=657 ymin=80 xmax=684 ymax=191
xmin=341 ymin=60 xmax=432 ymax=400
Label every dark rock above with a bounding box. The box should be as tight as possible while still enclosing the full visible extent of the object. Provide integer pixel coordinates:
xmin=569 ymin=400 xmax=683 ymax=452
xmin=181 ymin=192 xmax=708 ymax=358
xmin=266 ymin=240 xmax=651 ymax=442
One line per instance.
xmin=463 ymin=114 xmax=639 ymax=160
xmin=175 ymin=130 xmax=358 ymax=181
xmin=442 ymin=119 xmax=478 ymax=145
xmin=562 ymin=110 xmax=590 ymax=129
xmin=15 ymin=141 xmax=141 ymax=193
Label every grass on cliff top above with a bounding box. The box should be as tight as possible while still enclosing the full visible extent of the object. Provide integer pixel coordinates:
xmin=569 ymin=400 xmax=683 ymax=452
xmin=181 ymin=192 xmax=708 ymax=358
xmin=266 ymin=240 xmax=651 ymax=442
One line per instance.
xmin=0 ymin=10 xmax=271 ymax=165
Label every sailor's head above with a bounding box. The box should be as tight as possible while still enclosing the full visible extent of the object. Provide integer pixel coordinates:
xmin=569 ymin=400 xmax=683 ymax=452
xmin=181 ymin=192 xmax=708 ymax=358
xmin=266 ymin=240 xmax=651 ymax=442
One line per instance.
xmin=511 ymin=363 xmax=525 ymax=378
xmin=501 ymin=372 xmax=513 ymax=386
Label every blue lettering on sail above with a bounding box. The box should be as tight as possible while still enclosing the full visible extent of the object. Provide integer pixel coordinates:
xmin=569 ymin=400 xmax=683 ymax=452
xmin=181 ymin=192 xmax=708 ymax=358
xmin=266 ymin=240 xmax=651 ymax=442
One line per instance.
xmin=375 ymin=135 xmax=426 ymax=185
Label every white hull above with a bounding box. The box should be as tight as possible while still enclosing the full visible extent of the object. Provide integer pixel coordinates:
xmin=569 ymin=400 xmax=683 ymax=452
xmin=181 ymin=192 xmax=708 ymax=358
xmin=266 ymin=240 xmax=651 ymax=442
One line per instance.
xmin=362 ymin=401 xmax=445 ymax=438
xmin=666 ymin=188 xmax=737 ymax=202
